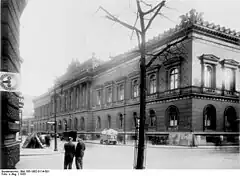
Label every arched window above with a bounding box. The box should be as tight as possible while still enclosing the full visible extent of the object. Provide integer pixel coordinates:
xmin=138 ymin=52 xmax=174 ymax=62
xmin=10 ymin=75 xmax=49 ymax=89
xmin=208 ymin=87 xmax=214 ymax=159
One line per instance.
xmin=170 ymin=68 xmax=179 ymax=90
xmin=107 ymin=115 xmax=111 ymax=128
xmin=133 ymin=80 xmax=139 ymax=98
xmin=74 ymin=118 xmax=78 ymax=130
xmin=224 ymin=106 xmax=237 ymax=132
xmin=133 ymin=112 xmax=139 ymax=128
xmin=69 ymin=119 xmax=72 ymax=130
xmin=166 ymin=106 xmax=179 ymax=129
xmin=119 ymin=113 xmax=123 ymax=129
xmin=204 ymin=65 xmax=213 ymax=88
xmin=203 ymin=105 xmax=216 ymax=131
xmin=63 ymin=119 xmax=67 ymax=131
xmin=149 ymin=74 xmax=157 ymax=94
xmin=149 ymin=109 xmax=156 ymax=127
xmin=58 ymin=120 xmax=62 ymax=130
xmin=96 ymin=116 xmax=101 ymax=129
xmin=80 ymin=117 xmax=85 ymax=130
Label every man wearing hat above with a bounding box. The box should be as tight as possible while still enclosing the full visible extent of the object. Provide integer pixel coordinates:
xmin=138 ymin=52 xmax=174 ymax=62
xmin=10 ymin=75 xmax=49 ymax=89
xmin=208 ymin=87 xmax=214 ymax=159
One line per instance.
xmin=64 ymin=137 xmax=75 ymax=169
xmin=75 ymin=138 xmax=86 ymax=169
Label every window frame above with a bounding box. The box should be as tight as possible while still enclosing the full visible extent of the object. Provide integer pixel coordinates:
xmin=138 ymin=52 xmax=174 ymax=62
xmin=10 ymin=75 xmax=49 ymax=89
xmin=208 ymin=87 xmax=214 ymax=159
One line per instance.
xmin=106 ymin=86 xmax=112 ymax=103
xmin=117 ymin=84 xmax=124 ymax=101
xmin=169 ymin=68 xmax=179 ymax=90
xmin=149 ymin=74 xmax=157 ymax=94
xmin=132 ymin=79 xmax=139 ymax=98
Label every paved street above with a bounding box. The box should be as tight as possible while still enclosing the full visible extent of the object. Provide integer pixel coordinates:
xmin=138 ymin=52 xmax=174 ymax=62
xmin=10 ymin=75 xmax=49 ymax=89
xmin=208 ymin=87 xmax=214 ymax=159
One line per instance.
xmin=16 ymin=139 xmax=240 ymax=169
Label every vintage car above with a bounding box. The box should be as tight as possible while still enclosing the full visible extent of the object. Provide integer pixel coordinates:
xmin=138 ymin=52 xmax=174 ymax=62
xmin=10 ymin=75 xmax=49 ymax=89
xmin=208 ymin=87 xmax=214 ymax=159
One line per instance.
xmin=100 ymin=129 xmax=118 ymax=145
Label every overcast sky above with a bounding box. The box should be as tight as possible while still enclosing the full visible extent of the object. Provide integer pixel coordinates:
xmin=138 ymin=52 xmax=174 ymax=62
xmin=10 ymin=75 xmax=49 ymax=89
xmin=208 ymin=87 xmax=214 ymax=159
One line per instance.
xmin=19 ymin=0 xmax=240 ymax=97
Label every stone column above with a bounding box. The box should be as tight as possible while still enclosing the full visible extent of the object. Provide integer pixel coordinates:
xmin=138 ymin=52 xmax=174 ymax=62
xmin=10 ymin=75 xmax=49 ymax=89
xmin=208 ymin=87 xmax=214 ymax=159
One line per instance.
xmin=79 ymin=84 xmax=82 ymax=110
xmin=73 ymin=87 xmax=76 ymax=110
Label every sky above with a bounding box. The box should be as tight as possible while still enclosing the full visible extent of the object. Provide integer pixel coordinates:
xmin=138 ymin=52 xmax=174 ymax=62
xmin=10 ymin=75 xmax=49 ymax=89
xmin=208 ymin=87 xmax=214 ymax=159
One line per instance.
xmin=19 ymin=0 xmax=240 ymax=97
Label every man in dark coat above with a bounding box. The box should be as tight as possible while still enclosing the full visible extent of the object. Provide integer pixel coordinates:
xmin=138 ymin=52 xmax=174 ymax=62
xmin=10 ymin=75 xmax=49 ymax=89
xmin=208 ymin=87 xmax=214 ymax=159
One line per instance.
xmin=64 ymin=137 xmax=75 ymax=169
xmin=75 ymin=138 xmax=86 ymax=169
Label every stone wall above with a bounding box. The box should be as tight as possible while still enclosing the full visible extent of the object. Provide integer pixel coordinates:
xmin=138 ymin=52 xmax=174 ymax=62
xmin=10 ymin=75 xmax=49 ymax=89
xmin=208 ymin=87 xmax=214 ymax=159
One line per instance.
xmin=1 ymin=0 xmax=27 ymax=169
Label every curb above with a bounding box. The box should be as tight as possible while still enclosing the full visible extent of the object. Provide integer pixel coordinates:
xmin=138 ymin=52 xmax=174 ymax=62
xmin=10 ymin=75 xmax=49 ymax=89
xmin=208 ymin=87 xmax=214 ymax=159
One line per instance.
xmin=84 ymin=141 xmax=240 ymax=150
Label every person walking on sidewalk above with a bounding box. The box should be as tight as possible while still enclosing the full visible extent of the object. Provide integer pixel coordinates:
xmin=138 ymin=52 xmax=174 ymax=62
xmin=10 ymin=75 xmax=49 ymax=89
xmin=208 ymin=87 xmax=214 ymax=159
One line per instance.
xmin=64 ymin=137 xmax=75 ymax=169
xmin=75 ymin=138 xmax=86 ymax=169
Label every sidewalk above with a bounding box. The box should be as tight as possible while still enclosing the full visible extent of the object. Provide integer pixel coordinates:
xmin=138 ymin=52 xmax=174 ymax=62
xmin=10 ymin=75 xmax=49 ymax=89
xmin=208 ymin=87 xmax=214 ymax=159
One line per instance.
xmin=20 ymin=139 xmax=239 ymax=156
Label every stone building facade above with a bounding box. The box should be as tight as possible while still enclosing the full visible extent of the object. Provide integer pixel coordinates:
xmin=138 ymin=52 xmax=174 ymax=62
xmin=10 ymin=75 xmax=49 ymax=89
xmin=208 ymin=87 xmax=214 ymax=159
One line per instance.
xmin=32 ymin=10 xmax=240 ymax=137
xmin=1 ymin=0 xmax=27 ymax=168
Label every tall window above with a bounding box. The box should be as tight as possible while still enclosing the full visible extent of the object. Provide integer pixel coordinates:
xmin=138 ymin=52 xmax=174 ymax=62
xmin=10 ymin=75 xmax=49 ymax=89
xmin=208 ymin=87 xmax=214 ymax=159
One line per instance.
xmin=118 ymin=84 xmax=124 ymax=101
xmin=133 ymin=112 xmax=139 ymax=128
xmin=80 ymin=117 xmax=85 ymax=130
xmin=64 ymin=93 xmax=67 ymax=111
xmin=70 ymin=90 xmax=73 ymax=110
xmin=64 ymin=120 xmax=67 ymax=131
xmin=170 ymin=68 xmax=179 ymax=90
xmin=69 ymin=119 xmax=72 ymax=130
xmin=106 ymin=87 xmax=112 ymax=103
xmin=119 ymin=113 xmax=123 ymax=129
xmin=204 ymin=65 xmax=213 ymax=88
xmin=133 ymin=80 xmax=139 ymax=98
xmin=107 ymin=115 xmax=111 ymax=128
xmin=203 ymin=105 xmax=216 ymax=131
xmin=58 ymin=120 xmax=62 ymax=130
xmin=149 ymin=109 xmax=156 ymax=127
xmin=224 ymin=68 xmax=234 ymax=90
xmin=74 ymin=118 xmax=78 ymax=130
xmin=96 ymin=116 xmax=101 ymax=129
xmin=76 ymin=87 xmax=79 ymax=109
xmin=166 ymin=106 xmax=179 ymax=128
xmin=96 ymin=90 xmax=101 ymax=105
xmin=149 ymin=74 xmax=157 ymax=94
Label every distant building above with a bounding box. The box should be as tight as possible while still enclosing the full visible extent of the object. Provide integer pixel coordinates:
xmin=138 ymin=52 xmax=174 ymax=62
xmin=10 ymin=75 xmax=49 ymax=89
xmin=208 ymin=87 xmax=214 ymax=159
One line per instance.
xmin=21 ymin=117 xmax=34 ymax=135
xmin=32 ymin=10 xmax=240 ymax=136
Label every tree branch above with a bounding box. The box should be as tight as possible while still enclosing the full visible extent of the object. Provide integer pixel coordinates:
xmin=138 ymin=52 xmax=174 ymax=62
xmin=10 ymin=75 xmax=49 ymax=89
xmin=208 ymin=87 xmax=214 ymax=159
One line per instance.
xmin=131 ymin=13 xmax=140 ymax=40
xmin=143 ymin=0 xmax=166 ymax=15
xmin=99 ymin=6 xmax=141 ymax=33
xmin=146 ymin=35 xmax=188 ymax=68
xmin=158 ymin=13 xmax=177 ymax=24
xmin=140 ymin=0 xmax=152 ymax=8
xmin=145 ymin=1 xmax=166 ymax=31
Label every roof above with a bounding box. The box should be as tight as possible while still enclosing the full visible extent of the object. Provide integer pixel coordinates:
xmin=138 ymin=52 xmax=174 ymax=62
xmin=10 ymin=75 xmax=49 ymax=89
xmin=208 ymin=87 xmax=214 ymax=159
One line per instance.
xmin=34 ymin=9 xmax=240 ymax=102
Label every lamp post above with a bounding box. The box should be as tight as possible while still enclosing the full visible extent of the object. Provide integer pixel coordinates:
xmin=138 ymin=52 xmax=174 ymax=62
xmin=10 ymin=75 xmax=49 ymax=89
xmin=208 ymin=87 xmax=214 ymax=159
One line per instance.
xmin=123 ymin=98 xmax=126 ymax=145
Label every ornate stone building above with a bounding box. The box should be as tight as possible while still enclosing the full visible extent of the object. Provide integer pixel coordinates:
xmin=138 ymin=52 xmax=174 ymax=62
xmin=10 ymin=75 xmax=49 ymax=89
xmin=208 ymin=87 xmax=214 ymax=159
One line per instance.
xmin=33 ymin=10 xmax=240 ymax=137
xmin=1 ymin=0 xmax=27 ymax=169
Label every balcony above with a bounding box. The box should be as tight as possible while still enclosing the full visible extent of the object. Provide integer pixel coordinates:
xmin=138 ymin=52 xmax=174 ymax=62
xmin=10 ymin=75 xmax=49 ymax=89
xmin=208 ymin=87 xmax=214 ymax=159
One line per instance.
xmin=202 ymin=87 xmax=221 ymax=95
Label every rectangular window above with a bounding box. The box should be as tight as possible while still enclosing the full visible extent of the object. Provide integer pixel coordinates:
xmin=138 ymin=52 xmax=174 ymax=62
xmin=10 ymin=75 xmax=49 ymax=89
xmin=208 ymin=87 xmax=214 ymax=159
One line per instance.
xmin=132 ymin=80 xmax=139 ymax=98
xmin=96 ymin=90 xmax=101 ymax=105
xmin=224 ymin=68 xmax=234 ymax=90
xmin=118 ymin=84 xmax=124 ymax=101
xmin=107 ymin=87 xmax=112 ymax=103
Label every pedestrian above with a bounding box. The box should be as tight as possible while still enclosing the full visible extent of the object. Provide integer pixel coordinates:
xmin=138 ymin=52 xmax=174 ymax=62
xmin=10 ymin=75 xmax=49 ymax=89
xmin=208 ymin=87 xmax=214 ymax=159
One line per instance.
xmin=75 ymin=138 xmax=86 ymax=169
xmin=64 ymin=137 xmax=75 ymax=169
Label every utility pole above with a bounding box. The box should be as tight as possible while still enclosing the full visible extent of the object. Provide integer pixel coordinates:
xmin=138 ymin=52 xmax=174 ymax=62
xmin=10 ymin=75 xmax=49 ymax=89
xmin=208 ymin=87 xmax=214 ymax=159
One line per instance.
xmin=99 ymin=0 xmax=187 ymax=169
xmin=54 ymin=86 xmax=58 ymax=151
xmin=99 ymin=0 xmax=166 ymax=169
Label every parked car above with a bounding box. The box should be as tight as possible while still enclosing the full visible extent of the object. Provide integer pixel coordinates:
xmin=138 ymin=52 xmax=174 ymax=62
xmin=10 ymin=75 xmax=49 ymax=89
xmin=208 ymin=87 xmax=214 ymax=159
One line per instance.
xmin=100 ymin=129 xmax=118 ymax=145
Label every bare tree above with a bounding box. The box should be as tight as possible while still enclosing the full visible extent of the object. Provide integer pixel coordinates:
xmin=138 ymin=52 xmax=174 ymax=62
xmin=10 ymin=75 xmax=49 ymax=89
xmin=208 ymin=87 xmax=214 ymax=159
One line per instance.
xmin=98 ymin=0 xmax=189 ymax=169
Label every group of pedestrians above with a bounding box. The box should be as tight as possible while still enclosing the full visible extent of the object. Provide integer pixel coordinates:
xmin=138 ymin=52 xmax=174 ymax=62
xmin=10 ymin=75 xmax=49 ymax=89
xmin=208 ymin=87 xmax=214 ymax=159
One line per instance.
xmin=64 ymin=137 xmax=86 ymax=169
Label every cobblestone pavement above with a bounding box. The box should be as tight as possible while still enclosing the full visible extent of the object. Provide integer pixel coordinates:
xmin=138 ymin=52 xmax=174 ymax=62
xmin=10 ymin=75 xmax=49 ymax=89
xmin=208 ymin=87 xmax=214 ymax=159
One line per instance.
xmin=16 ymin=139 xmax=240 ymax=169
